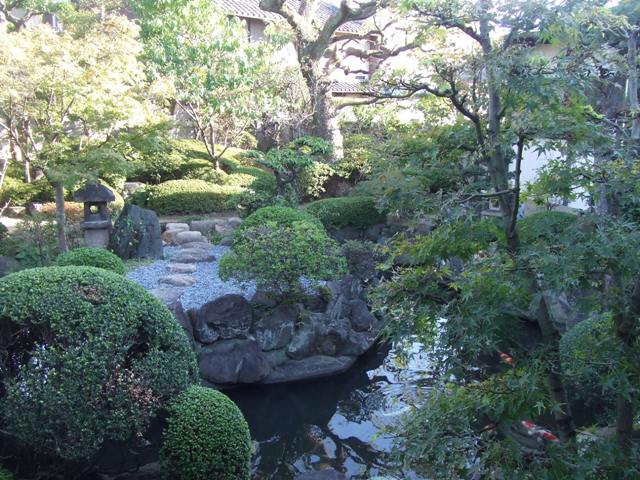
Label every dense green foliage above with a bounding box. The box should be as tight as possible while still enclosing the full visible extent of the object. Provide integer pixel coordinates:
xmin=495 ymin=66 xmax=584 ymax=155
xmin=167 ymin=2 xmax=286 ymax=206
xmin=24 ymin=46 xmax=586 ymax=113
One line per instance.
xmin=240 ymin=206 xmax=323 ymax=231
xmin=0 ymin=267 xmax=197 ymax=461
xmin=56 ymin=247 xmax=126 ymax=274
xmin=220 ymin=220 xmax=346 ymax=295
xmin=160 ymin=386 xmax=251 ymax=480
xmin=304 ymin=196 xmax=386 ymax=229
xmin=137 ymin=179 xmax=243 ymax=215
xmin=517 ymin=211 xmax=579 ymax=246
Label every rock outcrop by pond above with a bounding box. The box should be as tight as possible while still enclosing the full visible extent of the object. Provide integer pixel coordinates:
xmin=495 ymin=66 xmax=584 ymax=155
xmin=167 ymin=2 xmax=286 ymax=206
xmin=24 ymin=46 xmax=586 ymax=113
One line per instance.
xmin=154 ymin=275 xmax=383 ymax=386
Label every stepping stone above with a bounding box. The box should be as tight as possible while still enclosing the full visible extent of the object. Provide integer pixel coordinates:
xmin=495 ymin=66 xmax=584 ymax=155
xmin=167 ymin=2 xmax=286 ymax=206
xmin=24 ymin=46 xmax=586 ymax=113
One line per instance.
xmin=166 ymin=263 xmax=197 ymax=274
xmin=190 ymin=220 xmax=222 ymax=234
xmin=159 ymin=274 xmax=197 ymax=287
xmin=172 ymin=248 xmax=215 ymax=263
xmin=176 ymin=231 xmax=204 ymax=244
xmin=150 ymin=287 xmax=185 ymax=304
xmin=165 ymin=223 xmax=189 ymax=232
xmin=180 ymin=241 xmax=211 ymax=250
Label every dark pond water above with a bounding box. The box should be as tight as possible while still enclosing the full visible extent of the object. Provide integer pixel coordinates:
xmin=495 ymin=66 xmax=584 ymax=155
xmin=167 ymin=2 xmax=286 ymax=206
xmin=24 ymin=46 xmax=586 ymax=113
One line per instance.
xmin=227 ymin=342 xmax=433 ymax=480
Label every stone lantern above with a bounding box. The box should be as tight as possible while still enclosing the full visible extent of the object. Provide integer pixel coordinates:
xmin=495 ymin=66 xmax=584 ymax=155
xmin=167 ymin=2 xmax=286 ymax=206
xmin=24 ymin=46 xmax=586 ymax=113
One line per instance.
xmin=73 ymin=183 xmax=115 ymax=248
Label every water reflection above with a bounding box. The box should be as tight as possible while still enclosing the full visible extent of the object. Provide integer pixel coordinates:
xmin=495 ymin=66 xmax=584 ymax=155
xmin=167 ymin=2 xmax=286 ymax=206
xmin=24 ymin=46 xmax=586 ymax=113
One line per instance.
xmin=227 ymin=341 xmax=433 ymax=480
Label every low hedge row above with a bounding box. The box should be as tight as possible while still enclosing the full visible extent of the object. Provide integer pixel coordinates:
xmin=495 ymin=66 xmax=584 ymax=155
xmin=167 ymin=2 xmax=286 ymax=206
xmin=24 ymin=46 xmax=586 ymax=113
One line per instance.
xmin=139 ymin=180 xmax=244 ymax=215
xmin=304 ymin=196 xmax=386 ymax=229
xmin=240 ymin=206 xmax=323 ymax=231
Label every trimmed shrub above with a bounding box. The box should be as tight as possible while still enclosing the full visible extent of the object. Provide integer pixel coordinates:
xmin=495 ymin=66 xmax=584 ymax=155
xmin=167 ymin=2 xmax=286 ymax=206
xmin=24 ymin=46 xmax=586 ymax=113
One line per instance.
xmin=220 ymin=220 xmax=346 ymax=295
xmin=240 ymin=206 xmax=323 ymax=231
xmin=161 ymin=386 xmax=251 ymax=480
xmin=304 ymin=196 xmax=386 ymax=229
xmin=298 ymin=161 xmax=335 ymax=199
xmin=0 ymin=266 xmax=197 ymax=461
xmin=518 ymin=211 xmax=578 ymax=246
xmin=144 ymin=180 xmax=244 ymax=215
xmin=56 ymin=247 xmax=126 ymax=274
xmin=0 ymin=177 xmax=54 ymax=206
xmin=560 ymin=313 xmax=623 ymax=404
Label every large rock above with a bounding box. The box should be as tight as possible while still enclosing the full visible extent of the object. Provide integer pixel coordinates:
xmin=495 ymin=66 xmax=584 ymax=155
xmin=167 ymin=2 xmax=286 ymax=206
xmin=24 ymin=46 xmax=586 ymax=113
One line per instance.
xmin=254 ymin=303 xmax=297 ymax=351
xmin=349 ymin=299 xmax=378 ymax=332
xmin=109 ymin=204 xmax=163 ymax=260
xmin=192 ymin=294 xmax=253 ymax=344
xmin=172 ymin=248 xmax=215 ymax=263
xmin=264 ymin=356 xmax=357 ymax=385
xmin=198 ymin=339 xmax=270 ymax=384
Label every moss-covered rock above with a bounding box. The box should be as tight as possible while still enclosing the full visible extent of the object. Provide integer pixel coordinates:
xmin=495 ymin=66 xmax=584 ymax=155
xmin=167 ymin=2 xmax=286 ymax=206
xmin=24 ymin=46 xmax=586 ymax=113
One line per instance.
xmin=56 ymin=247 xmax=126 ymax=274
xmin=0 ymin=266 xmax=197 ymax=461
xmin=160 ymin=386 xmax=251 ymax=480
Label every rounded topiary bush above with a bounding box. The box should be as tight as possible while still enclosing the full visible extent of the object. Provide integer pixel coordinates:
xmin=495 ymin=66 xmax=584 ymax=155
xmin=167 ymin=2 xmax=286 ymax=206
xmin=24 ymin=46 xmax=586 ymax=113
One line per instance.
xmin=240 ymin=206 xmax=323 ymax=231
xmin=304 ymin=196 xmax=386 ymax=229
xmin=161 ymin=386 xmax=252 ymax=480
xmin=559 ymin=313 xmax=633 ymax=407
xmin=56 ymin=247 xmax=126 ymax=274
xmin=0 ymin=267 xmax=197 ymax=461
xmin=517 ymin=211 xmax=577 ymax=245
xmin=145 ymin=180 xmax=244 ymax=215
xmin=220 ymin=220 xmax=346 ymax=295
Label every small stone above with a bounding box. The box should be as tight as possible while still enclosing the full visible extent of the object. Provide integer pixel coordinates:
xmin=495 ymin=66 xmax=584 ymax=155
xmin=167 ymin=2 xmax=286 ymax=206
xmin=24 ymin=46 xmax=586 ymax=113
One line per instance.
xmin=166 ymin=263 xmax=197 ymax=274
xmin=172 ymin=248 xmax=215 ymax=263
xmin=159 ymin=274 xmax=197 ymax=287
xmin=176 ymin=230 xmax=204 ymax=244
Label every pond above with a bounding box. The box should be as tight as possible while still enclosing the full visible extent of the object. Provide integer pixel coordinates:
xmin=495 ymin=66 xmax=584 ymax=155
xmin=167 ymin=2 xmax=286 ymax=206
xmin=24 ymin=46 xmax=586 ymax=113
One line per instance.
xmin=228 ymin=341 xmax=433 ymax=480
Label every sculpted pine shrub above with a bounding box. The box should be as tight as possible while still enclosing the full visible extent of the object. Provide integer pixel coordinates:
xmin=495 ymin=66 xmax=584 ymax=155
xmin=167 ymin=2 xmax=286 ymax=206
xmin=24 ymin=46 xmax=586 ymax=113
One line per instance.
xmin=161 ymin=386 xmax=252 ymax=480
xmin=0 ymin=266 xmax=197 ymax=461
xmin=220 ymin=220 xmax=346 ymax=295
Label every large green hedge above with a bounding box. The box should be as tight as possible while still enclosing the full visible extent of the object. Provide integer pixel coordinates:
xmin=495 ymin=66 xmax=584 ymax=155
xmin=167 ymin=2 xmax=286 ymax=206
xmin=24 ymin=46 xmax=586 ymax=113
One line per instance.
xmin=240 ymin=206 xmax=323 ymax=231
xmin=161 ymin=386 xmax=252 ymax=480
xmin=0 ymin=266 xmax=197 ymax=461
xmin=56 ymin=247 xmax=126 ymax=274
xmin=304 ymin=196 xmax=386 ymax=229
xmin=141 ymin=180 xmax=244 ymax=215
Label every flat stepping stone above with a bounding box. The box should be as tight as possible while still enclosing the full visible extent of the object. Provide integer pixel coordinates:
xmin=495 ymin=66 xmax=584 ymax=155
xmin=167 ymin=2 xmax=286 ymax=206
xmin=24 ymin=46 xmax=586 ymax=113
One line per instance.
xmin=172 ymin=248 xmax=215 ymax=263
xmin=166 ymin=263 xmax=197 ymax=274
xmin=149 ymin=287 xmax=186 ymax=304
xmin=179 ymin=241 xmax=211 ymax=250
xmin=176 ymin=231 xmax=204 ymax=244
xmin=159 ymin=274 xmax=197 ymax=287
xmin=165 ymin=223 xmax=189 ymax=232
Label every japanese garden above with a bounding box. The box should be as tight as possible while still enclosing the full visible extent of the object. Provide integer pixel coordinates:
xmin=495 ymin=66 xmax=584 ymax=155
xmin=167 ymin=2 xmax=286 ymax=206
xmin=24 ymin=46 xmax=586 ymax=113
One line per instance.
xmin=0 ymin=0 xmax=639 ymax=479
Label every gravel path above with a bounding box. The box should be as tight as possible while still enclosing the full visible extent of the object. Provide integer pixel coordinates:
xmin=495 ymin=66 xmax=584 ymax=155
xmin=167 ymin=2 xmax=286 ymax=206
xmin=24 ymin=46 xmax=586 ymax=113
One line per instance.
xmin=127 ymin=244 xmax=255 ymax=311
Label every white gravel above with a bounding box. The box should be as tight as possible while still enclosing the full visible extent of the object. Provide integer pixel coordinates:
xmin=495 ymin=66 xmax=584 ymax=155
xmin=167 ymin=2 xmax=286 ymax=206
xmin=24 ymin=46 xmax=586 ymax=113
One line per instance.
xmin=127 ymin=245 xmax=256 ymax=311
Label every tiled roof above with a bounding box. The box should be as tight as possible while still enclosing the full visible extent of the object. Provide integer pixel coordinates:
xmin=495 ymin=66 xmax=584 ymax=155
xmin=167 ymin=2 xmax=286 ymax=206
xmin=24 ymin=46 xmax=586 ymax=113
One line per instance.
xmin=214 ymin=0 xmax=366 ymax=34
xmin=330 ymin=81 xmax=369 ymax=94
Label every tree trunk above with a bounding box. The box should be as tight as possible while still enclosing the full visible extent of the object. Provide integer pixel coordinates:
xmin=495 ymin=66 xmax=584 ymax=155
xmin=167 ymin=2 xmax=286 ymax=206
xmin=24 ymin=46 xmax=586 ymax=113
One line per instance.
xmin=53 ymin=181 xmax=68 ymax=253
xmin=300 ymin=60 xmax=343 ymax=157
xmin=628 ymin=28 xmax=639 ymax=141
